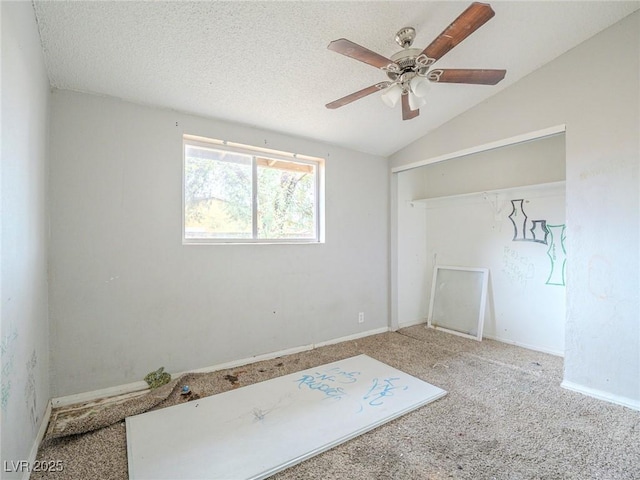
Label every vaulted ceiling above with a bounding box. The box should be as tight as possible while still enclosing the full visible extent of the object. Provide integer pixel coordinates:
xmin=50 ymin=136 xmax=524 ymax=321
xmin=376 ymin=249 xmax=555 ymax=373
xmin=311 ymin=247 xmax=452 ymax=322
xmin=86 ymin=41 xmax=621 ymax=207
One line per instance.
xmin=33 ymin=1 xmax=640 ymax=156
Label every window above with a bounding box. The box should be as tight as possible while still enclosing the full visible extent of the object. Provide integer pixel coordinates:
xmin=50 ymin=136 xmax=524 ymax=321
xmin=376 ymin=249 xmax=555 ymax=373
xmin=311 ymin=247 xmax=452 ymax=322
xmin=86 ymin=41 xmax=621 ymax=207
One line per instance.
xmin=183 ymin=135 xmax=324 ymax=243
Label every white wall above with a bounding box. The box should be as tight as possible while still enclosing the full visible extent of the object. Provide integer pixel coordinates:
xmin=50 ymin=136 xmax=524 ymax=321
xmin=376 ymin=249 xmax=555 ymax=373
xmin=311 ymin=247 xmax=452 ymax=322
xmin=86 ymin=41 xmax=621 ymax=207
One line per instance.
xmin=1 ymin=2 xmax=51 ymax=475
xmin=422 ymin=184 xmax=566 ymax=355
xmin=48 ymin=90 xmax=389 ymax=396
xmin=391 ymin=12 xmax=639 ymax=408
xmin=416 ymin=134 xmax=566 ymax=198
xmin=396 ymin=135 xmax=566 ymax=355
xmin=395 ymin=167 xmax=429 ymax=328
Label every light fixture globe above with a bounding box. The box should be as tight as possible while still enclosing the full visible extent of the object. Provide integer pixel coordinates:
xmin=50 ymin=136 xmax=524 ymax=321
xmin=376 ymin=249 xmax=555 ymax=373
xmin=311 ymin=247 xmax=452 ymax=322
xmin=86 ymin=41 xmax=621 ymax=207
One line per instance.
xmin=408 ymin=91 xmax=427 ymax=111
xmin=410 ymin=75 xmax=431 ymax=98
xmin=381 ymin=84 xmax=403 ymax=108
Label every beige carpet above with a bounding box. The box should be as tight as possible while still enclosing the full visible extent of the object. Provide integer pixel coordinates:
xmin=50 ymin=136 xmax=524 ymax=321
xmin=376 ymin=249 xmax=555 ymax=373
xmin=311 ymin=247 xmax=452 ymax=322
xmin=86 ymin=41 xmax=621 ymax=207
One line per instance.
xmin=33 ymin=326 xmax=640 ymax=480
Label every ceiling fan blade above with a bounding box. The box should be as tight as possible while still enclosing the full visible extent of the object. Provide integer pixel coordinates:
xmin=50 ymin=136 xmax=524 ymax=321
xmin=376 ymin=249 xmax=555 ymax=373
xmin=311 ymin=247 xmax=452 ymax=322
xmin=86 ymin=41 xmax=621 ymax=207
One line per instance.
xmin=328 ymin=38 xmax=395 ymax=69
xmin=325 ymin=83 xmax=390 ymax=109
xmin=429 ymin=68 xmax=506 ymax=85
xmin=421 ymin=2 xmax=495 ymax=62
xmin=402 ymin=94 xmax=420 ymax=120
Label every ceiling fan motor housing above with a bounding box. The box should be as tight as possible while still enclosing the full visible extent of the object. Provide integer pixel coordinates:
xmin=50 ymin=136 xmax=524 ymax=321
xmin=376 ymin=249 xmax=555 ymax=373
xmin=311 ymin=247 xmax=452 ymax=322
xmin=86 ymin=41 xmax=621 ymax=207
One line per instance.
xmin=387 ymin=48 xmax=430 ymax=81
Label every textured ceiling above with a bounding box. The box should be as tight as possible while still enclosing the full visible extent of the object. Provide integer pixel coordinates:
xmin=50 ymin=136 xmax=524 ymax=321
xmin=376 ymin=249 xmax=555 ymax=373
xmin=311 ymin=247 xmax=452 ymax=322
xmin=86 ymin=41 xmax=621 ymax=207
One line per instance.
xmin=33 ymin=1 xmax=640 ymax=157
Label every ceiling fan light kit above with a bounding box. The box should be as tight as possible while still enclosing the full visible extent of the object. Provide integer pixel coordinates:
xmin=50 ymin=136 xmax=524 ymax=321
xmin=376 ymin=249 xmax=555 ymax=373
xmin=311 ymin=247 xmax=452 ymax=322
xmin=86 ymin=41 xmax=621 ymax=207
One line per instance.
xmin=381 ymin=84 xmax=403 ymax=108
xmin=410 ymin=75 xmax=431 ymax=98
xmin=408 ymin=91 xmax=427 ymax=111
xmin=325 ymin=2 xmax=507 ymax=121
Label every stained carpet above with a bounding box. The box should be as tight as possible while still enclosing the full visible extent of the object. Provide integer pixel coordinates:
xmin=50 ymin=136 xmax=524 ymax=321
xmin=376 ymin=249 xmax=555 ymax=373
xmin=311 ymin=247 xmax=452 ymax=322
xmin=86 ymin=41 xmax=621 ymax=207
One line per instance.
xmin=32 ymin=326 xmax=640 ymax=480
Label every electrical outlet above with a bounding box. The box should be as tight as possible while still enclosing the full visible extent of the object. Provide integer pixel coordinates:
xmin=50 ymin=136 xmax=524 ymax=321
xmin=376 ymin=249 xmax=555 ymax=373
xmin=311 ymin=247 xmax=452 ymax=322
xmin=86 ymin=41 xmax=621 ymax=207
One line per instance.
xmin=358 ymin=312 xmax=365 ymax=324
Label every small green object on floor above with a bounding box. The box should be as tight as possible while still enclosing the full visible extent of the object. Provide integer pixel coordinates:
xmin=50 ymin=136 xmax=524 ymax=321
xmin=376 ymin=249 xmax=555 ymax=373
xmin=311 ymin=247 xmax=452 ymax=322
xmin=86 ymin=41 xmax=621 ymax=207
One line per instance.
xmin=144 ymin=367 xmax=171 ymax=389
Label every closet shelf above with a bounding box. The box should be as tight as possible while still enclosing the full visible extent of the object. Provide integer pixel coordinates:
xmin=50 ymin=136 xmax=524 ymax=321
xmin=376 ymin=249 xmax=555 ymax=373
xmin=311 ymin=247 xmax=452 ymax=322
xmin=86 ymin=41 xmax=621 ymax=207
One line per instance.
xmin=410 ymin=180 xmax=565 ymax=207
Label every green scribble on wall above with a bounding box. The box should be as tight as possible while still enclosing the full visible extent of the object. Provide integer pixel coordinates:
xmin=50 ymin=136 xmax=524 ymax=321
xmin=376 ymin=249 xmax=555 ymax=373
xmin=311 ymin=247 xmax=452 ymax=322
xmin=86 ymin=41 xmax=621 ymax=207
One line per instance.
xmin=1 ymin=328 xmax=18 ymax=411
xmin=545 ymin=224 xmax=567 ymax=286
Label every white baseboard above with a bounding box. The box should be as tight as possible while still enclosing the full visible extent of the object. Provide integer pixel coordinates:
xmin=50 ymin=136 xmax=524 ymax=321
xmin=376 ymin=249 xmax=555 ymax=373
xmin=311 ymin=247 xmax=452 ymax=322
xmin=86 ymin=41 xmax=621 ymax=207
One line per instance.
xmin=394 ymin=324 xmax=564 ymax=357
xmin=397 ymin=318 xmax=427 ymax=329
xmin=314 ymin=327 xmax=389 ymax=348
xmin=482 ymin=334 xmax=564 ymax=357
xmin=22 ymin=400 xmax=52 ymax=480
xmin=561 ymin=381 xmax=640 ymax=411
xmin=52 ymin=326 xmax=390 ymax=408
xmin=182 ymin=343 xmax=316 ymax=376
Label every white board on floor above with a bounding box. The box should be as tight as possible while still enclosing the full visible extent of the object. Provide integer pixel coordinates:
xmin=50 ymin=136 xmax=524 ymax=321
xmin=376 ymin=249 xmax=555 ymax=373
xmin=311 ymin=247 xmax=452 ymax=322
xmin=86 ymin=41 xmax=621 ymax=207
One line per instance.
xmin=126 ymin=354 xmax=446 ymax=480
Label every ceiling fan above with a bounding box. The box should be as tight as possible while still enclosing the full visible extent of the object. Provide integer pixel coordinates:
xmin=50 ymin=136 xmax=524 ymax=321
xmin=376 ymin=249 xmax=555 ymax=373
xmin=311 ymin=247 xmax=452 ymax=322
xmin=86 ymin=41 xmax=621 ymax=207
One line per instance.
xmin=325 ymin=2 xmax=506 ymax=120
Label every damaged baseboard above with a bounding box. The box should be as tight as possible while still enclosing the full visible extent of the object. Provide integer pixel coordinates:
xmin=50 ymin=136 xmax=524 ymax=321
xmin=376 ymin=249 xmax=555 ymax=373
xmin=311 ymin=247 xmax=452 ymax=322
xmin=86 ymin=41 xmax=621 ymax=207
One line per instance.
xmin=51 ymin=326 xmax=389 ymax=409
xmin=51 ymin=380 xmax=150 ymax=408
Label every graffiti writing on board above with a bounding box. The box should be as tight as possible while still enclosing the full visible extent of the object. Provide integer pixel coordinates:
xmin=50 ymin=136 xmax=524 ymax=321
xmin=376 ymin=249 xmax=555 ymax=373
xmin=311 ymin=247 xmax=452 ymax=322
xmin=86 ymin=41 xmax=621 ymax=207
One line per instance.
xmin=294 ymin=372 xmax=348 ymax=401
xmin=252 ymin=407 xmax=269 ymax=422
xmin=294 ymin=363 xmax=412 ymax=412
xmin=363 ymin=377 xmax=408 ymax=407
xmin=324 ymin=367 xmax=361 ymax=384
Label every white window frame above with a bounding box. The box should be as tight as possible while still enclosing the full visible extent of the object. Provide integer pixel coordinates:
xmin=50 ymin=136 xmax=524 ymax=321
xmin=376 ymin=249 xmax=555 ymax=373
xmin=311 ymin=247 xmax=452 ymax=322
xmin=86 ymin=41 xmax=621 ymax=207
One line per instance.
xmin=427 ymin=265 xmax=489 ymax=341
xmin=182 ymin=134 xmax=325 ymax=245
